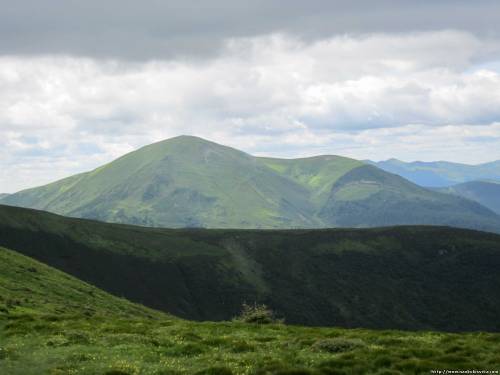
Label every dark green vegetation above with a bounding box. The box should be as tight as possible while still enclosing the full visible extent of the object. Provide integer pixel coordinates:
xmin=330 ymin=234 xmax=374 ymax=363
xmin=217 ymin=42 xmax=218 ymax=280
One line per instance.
xmin=1 ymin=204 xmax=500 ymax=332
xmin=369 ymin=158 xmax=500 ymax=187
xmin=436 ymin=180 xmax=500 ymax=215
xmin=1 ymin=245 xmax=500 ymax=375
xmin=2 ymin=136 xmax=500 ymax=232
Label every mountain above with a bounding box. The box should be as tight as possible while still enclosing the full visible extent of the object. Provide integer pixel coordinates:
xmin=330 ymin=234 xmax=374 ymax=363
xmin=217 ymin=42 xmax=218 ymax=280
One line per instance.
xmin=0 ymin=193 xmax=9 ymax=200
xmin=1 ymin=136 xmax=323 ymax=228
xmin=436 ymin=180 xmax=500 ymax=215
xmin=2 ymin=204 xmax=500 ymax=332
xmin=3 ymin=135 xmax=500 ymax=233
xmin=369 ymin=158 xmax=500 ymax=187
xmin=3 ymin=242 xmax=499 ymax=374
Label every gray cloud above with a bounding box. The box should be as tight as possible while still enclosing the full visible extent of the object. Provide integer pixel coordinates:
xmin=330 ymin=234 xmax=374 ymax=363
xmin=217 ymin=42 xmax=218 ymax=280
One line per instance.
xmin=2 ymin=2 xmax=500 ymax=193
xmin=1 ymin=31 xmax=500 ymax=193
xmin=1 ymin=0 xmax=500 ymax=60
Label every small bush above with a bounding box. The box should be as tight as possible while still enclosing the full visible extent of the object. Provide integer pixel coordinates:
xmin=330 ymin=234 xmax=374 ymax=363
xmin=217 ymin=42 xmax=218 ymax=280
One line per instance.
xmin=311 ymin=338 xmax=365 ymax=353
xmin=233 ymin=303 xmax=283 ymax=324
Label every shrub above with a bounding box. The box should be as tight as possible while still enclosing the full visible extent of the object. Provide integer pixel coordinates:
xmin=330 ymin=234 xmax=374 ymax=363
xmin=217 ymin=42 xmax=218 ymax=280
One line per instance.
xmin=233 ymin=303 xmax=283 ymax=324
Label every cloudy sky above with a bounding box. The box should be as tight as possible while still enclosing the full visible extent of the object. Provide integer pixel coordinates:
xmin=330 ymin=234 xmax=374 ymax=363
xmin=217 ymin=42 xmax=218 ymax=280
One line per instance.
xmin=2 ymin=1 xmax=500 ymax=193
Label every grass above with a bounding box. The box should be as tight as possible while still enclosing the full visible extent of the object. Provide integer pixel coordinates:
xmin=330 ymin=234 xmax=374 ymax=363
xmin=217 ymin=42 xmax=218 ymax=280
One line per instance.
xmin=0 ymin=246 xmax=163 ymax=319
xmin=1 ymin=244 xmax=500 ymax=374
xmin=2 ymin=309 xmax=500 ymax=374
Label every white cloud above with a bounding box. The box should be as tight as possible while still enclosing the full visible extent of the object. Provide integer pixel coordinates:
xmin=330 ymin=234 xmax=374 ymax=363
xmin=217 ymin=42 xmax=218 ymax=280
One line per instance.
xmin=1 ymin=30 xmax=500 ymax=192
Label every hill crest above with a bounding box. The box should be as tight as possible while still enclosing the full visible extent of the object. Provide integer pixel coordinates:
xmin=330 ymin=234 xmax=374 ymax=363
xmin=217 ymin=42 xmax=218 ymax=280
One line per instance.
xmin=2 ymin=136 xmax=500 ymax=232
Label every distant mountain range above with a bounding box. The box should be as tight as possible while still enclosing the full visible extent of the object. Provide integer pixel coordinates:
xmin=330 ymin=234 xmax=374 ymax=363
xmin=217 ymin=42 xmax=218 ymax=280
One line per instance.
xmin=435 ymin=180 xmax=500 ymax=215
xmin=368 ymin=159 xmax=500 ymax=187
xmin=2 ymin=135 xmax=500 ymax=232
xmin=0 ymin=194 xmax=9 ymax=199
xmin=1 ymin=204 xmax=500 ymax=331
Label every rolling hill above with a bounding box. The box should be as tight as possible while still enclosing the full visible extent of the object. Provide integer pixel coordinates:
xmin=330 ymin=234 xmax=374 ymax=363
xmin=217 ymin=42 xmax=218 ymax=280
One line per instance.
xmin=2 ymin=243 xmax=499 ymax=374
xmin=1 ymin=204 xmax=500 ymax=332
xmin=0 ymin=246 xmax=161 ymax=319
xmin=436 ymin=180 xmax=500 ymax=215
xmin=2 ymin=135 xmax=500 ymax=233
xmin=369 ymin=158 xmax=500 ymax=187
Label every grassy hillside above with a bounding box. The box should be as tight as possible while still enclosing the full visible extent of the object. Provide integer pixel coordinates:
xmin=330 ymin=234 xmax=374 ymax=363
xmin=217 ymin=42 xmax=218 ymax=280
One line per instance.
xmin=258 ymin=155 xmax=363 ymax=207
xmin=3 ymin=136 xmax=500 ymax=232
xmin=1 ymin=204 xmax=500 ymax=332
xmin=369 ymin=158 xmax=500 ymax=187
xmin=318 ymin=165 xmax=500 ymax=230
xmin=0 ymin=246 xmax=162 ymax=319
xmin=2 ymin=245 xmax=500 ymax=374
xmin=1 ymin=136 xmax=318 ymax=229
xmin=437 ymin=180 xmax=500 ymax=215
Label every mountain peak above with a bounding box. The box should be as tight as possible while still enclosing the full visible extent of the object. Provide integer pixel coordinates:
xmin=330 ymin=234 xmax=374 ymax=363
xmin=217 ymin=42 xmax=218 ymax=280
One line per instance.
xmin=4 ymin=137 xmax=500 ymax=232
xmin=167 ymin=134 xmax=209 ymax=143
xmin=148 ymin=135 xmax=241 ymax=154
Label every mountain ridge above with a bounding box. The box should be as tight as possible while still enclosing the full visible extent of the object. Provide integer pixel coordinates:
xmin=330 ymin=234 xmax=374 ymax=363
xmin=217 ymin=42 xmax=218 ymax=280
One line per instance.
xmin=436 ymin=180 xmax=500 ymax=215
xmin=368 ymin=158 xmax=500 ymax=187
xmin=3 ymin=136 xmax=500 ymax=232
xmin=1 ymin=203 xmax=500 ymax=331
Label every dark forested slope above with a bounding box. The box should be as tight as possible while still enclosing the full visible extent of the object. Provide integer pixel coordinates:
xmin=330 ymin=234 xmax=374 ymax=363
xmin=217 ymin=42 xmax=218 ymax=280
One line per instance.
xmin=1 ymin=204 xmax=499 ymax=331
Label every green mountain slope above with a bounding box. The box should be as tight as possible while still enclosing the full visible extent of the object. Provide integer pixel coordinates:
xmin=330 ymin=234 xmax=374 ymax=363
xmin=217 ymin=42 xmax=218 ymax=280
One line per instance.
xmin=319 ymin=165 xmax=500 ymax=230
xmin=2 ymin=136 xmax=318 ymax=228
xmin=258 ymin=155 xmax=363 ymax=207
xmin=436 ymin=180 xmax=500 ymax=215
xmin=0 ymin=246 xmax=162 ymax=319
xmin=2 ymin=244 xmax=499 ymax=374
xmin=3 ymin=135 xmax=500 ymax=232
xmin=1 ymin=204 xmax=500 ymax=332
xmin=369 ymin=158 xmax=500 ymax=187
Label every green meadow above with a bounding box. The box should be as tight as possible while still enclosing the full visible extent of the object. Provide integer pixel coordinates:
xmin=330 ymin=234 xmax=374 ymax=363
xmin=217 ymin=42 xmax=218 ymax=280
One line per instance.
xmin=1 ymin=246 xmax=500 ymax=375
